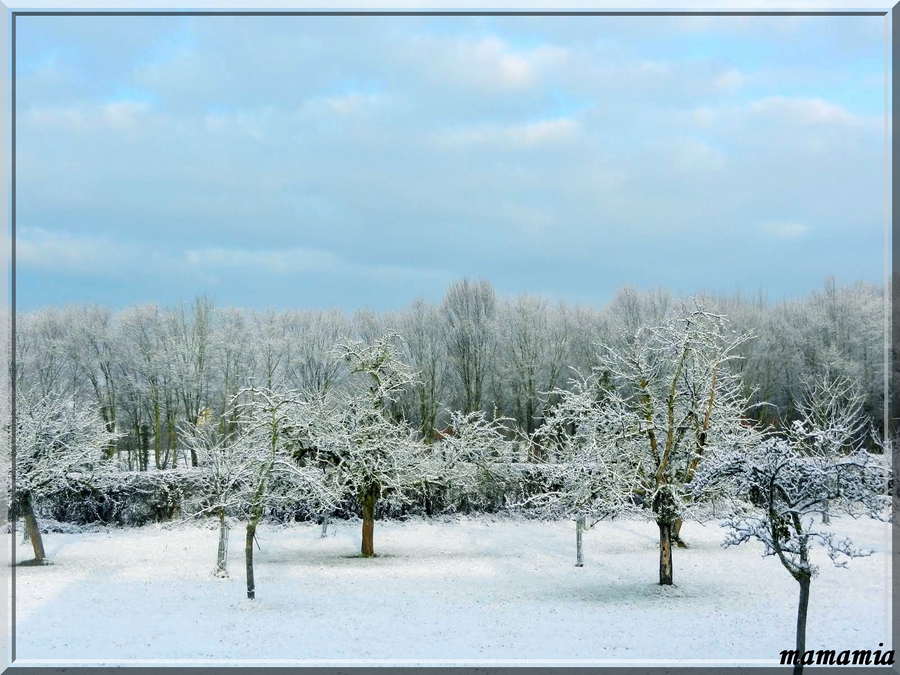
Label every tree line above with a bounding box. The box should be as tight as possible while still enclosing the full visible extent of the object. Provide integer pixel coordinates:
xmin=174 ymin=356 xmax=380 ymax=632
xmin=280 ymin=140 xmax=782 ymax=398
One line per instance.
xmin=12 ymin=276 xmax=889 ymax=473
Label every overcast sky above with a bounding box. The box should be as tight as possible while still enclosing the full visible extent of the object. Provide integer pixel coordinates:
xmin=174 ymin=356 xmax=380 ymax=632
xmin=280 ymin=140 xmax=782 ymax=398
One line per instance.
xmin=14 ymin=13 xmax=889 ymax=312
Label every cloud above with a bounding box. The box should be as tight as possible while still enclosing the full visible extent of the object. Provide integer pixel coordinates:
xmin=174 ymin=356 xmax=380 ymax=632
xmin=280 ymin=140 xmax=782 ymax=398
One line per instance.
xmin=323 ymin=92 xmax=385 ymax=117
xmin=183 ymin=246 xmax=342 ymax=276
xmin=24 ymin=100 xmax=153 ymax=132
xmin=17 ymin=227 xmax=145 ymax=276
xmin=408 ymin=34 xmax=568 ymax=93
xmin=13 ymin=15 xmax=885 ymax=311
xmin=713 ymin=68 xmax=743 ymax=93
xmin=760 ymin=221 xmax=811 ymax=239
xmin=436 ymin=117 xmax=579 ymax=149
xmin=17 ymin=226 xmax=454 ymax=292
xmin=751 ymin=96 xmax=862 ymax=126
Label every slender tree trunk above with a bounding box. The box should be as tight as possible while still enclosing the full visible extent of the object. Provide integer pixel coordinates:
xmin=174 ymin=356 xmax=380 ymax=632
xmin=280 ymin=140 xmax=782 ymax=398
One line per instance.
xmin=320 ymin=515 xmax=329 ymax=539
xmin=360 ymin=489 xmax=377 ymax=557
xmin=245 ymin=507 xmax=263 ymax=599
xmin=575 ymin=515 xmax=585 ymax=567
xmin=794 ymin=574 xmax=811 ymax=675
xmin=658 ymin=520 xmax=673 ymax=585
xmin=215 ymin=508 xmax=229 ymax=577
xmin=673 ymin=518 xmax=688 ymax=548
xmin=21 ymin=497 xmax=45 ymax=564
xmin=167 ymin=412 xmax=178 ymax=469
xmin=154 ymin=402 xmax=161 ymax=469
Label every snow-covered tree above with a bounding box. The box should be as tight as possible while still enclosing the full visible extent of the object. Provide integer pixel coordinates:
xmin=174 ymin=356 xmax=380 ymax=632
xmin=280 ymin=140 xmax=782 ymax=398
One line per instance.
xmin=68 ymin=305 xmax=122 ymax=460
xmin=165 ymin=296 xmax=216 ymax=466
xmin=296 ymin=335 xmax=427 ymax=557
xmin=534 ymin=369 xmax=643 ymax=521
xmin=283 ymin=309 xmax=349 ymax=399
xmin=442 ymin=278 xmax=498 ymax=415
xmin=425 ymin=409 xmax=519 ymax=513
xmin=543 ymin=303 xmax=753 ymax=584
xmin=12 ymin=390 xmax=119 ymax=563
xmin=178 ymin=423 xmax=252 ymax=578
xmin=694 ymin=434 xmax=888 ymax=674
xmin=398 ymin=298 xmax=448 ymax=442
xmin=226 ymin=384 xmax=336 ymax=598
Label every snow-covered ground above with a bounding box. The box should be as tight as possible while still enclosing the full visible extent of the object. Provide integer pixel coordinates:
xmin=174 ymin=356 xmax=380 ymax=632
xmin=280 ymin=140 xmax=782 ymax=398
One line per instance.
xmin=11 ymin=514 xmax=891 ymax=666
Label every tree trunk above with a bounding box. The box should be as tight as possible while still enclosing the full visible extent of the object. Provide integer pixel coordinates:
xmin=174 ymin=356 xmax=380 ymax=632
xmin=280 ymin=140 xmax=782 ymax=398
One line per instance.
xmin=793 ymin=574 xmax=811 ymax=675
xmin=320 ymin=515 xmax=329 ymax=539
xmin=154 ymin=402 xmax=162 ymax=469
xmin=360 ymin=489 xmax=377 ymax=557
xmin=575 ymin=515 xmax=585 ymax=567
xmin=21 ymin=497 xmax=46 ymax=564
xmin=245 ymin=514 xmax=260 ymax=599
xmin=673 ymin=518 xmax=688 ymax=548
xmin=658 ymin=520 xmax=673 ymax=585
xmin=215 ymin=509 xmax=229 ymax=578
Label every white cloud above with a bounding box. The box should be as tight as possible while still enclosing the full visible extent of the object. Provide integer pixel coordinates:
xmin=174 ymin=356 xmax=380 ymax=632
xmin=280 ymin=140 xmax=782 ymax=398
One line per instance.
xmin=691 ymin=106 xmax=717 ymax=128
xmin=182 ymin=245 xmax=450 ymax=286
xmin=324 ymin=92 xmax=384 ymax=116
xmin=751 ymin=96 xmax=860 ymax=126
xmin=17 ymin=227 xmax=143 ymax=276
xmin=183 ymin=246 xmax=342 ymax=276
xmin=24 ymin=100 xmax=152 ymax=132
xmin=437 ymin=118 xmax=579 ymax=149
xmin=713 ymin=68 xmax=743 ymax=93
xmin=761 ymin=220 xmax=811 ymax=239
xmin=102 ymin=101 xmax=152 ymax=130
xmin=410 ymin=34 xmax=568 ymax=93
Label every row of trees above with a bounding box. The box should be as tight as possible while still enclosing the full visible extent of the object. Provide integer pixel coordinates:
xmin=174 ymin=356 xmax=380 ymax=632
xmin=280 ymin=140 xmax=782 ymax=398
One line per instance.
xmin=12 ymin=277 xmax=890 ymax=474
xmin=12 ymin=295 xmax=889 ymax=674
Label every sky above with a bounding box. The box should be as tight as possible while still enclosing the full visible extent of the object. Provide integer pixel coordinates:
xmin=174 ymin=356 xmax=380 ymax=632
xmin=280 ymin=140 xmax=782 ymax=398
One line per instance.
xmin=14 ymin=13 xmax=889 ymax=312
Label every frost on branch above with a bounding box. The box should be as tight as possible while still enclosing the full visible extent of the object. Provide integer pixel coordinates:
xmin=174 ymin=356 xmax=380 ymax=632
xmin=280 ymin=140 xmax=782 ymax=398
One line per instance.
xmin=695 ymin=438 xmax=887 ymax=580
xmin=335 ymin=333 xmax=418 ymax=412
xmin=12 ymin=390 xmax=120 ymax=563
xmin=205 ymin=385 xmax=337 ymax=595
xmin=297 ymin=334 xmax=429 ymax=556
xmin=537 ymin=302 xmax=754 ymax=584
xmin=530 ymin=371 xmax=641 ymax=521
xmin=424 ymin=409 xmax=518 ymax=513
xmin=788 ymin=372 xmax=869 ymax=459
xmin=692 ymin=373 xmax=889 ymax=674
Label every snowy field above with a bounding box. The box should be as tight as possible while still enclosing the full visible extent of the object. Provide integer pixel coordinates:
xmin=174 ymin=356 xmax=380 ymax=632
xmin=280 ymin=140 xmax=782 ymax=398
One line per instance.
xmin=12 ymin=514 xmax=891 ymax=666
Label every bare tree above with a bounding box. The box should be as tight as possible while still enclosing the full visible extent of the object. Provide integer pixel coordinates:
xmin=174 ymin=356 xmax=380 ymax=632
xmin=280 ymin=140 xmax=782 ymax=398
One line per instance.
xmin=12 ymin=390 xmax=119 ymax=563
xmin=283 ymin=309 xmax=349 ymax=399
xmin=399 ymin=298 xmax=447 ymax=442
xmin=694 ymin=429 xmax=887 ymax=674
xmin=567 ymin=303 xmax=753 ymax=584
xmin=69 ymin=305 xmax=121 ymax=460
xmin=442 ymin=279 xmax=497 ymax=415
xmin=166 ymin=296 xmax=215 ymax=466
xmin=228 ymin=385 xmax=334 ymax=598
xmin=302 ymin=334 xmax=424 ymax=557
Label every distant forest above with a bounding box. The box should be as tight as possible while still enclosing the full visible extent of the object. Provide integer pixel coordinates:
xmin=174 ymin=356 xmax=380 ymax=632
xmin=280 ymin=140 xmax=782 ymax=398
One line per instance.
xmin=12 ymin=277 xmax=889 ymax=471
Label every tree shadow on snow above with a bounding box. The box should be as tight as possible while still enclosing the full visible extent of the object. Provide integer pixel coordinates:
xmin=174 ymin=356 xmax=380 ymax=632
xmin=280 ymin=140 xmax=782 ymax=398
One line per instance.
xmin=15 ymin=558 xmax=51 ymax=567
